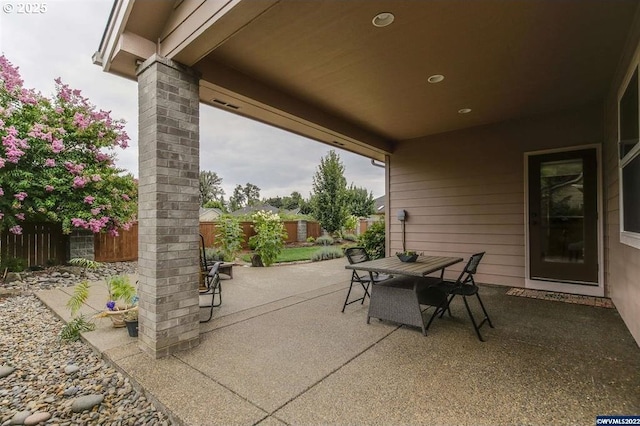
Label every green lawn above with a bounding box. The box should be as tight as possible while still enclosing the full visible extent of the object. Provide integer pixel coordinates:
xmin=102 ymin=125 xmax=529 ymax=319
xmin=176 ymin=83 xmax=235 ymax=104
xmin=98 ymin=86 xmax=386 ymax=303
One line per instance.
xmin=240 ymin=246 xmax=326 ymax=263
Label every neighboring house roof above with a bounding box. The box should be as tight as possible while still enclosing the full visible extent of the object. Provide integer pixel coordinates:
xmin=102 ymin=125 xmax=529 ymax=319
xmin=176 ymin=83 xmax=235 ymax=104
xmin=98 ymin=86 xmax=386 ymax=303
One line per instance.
xmin=230 ymin=204 xmax=279 ymax=217
xmin=199 ymin=207 xmax=223 ymax=222
xmin=373 ymin=195 xmax=385 ymax=214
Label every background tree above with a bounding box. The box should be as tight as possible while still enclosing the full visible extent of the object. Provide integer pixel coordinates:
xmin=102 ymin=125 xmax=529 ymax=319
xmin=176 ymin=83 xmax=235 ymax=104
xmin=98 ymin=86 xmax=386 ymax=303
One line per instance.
xmin=282 ymin=191 xmax=304 ymax=210
xmin=345 ymin=184 xmax=375 ymax=217
xmin=0 ymin=55 xmax=137 ymax=236
xmin=243 ymin=183 xmax=261 ymax=206
xmin=229 ymin=183 xmax=261 ymax=211
xmin=199 ymin=170 xmax=224 ymax=206
xmin=310 ymin=150 xmax=348 ymax=234
xmin=203 ymin=199 xmax=227 ymax=212
xmin=229 ymin=185 xmax=246 ymax=212
xmin=263 ymin=196 xmax=283 ymax=208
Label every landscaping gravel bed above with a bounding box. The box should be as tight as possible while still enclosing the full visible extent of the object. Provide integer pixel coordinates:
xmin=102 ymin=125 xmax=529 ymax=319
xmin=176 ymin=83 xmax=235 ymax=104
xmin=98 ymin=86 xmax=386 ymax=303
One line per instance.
xmin=0 ymin=262 xmax=174 ymax=425
xmin=0 ymin=262 xmax=137 ymax=293
xmin=0 ymin=294 xmax=172 ymax=426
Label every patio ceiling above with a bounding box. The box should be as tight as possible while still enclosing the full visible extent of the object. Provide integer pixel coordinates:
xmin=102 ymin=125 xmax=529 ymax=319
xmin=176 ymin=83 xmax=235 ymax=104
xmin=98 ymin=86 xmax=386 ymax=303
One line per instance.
xmin=96 ymin=0 xmax=639 ymax=161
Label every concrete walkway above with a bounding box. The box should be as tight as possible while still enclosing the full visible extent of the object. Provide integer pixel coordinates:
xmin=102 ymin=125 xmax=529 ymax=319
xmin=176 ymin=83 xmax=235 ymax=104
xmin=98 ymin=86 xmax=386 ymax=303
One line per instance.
xmin=37 ymin=259 xmax=640 ymax=425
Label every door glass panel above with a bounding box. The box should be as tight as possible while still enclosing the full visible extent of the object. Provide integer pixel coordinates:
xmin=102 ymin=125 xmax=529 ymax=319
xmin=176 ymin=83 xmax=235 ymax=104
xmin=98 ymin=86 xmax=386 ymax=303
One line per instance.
xmin=539 ymin=158 xmax=584 ymax=264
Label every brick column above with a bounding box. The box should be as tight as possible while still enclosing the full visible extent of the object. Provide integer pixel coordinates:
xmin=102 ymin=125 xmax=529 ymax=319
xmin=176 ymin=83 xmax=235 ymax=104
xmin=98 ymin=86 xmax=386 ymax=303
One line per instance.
xmin=136 ymin=55 xmax=200 ymax=358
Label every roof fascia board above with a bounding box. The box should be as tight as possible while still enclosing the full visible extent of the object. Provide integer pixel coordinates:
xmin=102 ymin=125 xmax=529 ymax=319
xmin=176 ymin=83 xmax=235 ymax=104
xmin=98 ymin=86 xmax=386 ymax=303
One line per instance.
xmin=94 ymin=0 xmax=135 ymax=71
xmin=160 ymin=0 xmax=278 ymax=65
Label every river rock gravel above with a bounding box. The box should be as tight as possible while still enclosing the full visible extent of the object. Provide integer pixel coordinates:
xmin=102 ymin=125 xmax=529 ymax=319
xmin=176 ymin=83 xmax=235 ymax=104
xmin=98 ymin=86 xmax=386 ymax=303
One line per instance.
xmin=0 ymin=262 xmax=138 ymax=293
xmin=0 ymin=294 xmax=172 ymax=426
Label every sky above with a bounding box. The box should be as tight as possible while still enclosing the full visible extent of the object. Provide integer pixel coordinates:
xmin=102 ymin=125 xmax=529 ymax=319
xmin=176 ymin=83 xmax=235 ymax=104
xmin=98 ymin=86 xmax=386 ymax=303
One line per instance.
xmin=0 ymin=0 xmax=385 ymax=200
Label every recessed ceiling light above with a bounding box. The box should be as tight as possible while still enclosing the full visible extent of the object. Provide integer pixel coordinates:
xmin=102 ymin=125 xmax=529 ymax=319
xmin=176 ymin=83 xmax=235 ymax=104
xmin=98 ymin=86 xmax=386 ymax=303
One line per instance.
xmin=458 ymin=108 xmax=472 ymax=114
xmin=427 ymin=74 xmax=445 ymax=83
xmin=372 ymin=12 xmax=394 ymax=27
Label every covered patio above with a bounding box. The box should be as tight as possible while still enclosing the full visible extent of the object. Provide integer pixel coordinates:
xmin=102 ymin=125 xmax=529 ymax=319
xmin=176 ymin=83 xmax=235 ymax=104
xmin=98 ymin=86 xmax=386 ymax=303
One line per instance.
xmin=38 ymin=259 xmax=640 ymax=425
xmin=92 ymin=0 xmax=640 ymax=359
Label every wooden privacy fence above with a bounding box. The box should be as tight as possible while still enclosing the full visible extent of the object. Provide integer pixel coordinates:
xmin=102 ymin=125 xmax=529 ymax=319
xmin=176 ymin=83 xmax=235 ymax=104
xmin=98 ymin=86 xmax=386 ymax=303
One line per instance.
xmin=0 ymin=223 xmax=67 ymax=268
xmin=2 ymin=220 xmax=323 ymax=265
xmin=199 ymin=220 xmax=321 ymax=249
xmin=94 ymin=223 xmax=138 ymax=262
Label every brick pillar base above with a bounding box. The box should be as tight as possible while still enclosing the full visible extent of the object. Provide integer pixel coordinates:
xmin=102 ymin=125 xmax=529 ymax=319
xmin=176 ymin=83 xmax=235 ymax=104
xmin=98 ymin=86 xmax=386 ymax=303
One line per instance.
xmin=136 ymin=54 xmax=200 ymax=358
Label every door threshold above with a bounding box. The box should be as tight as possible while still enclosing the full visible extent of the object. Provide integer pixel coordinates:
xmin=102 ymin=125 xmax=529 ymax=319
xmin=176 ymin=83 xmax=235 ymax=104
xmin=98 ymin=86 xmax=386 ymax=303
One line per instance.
xmin=507 ymin=288 xmax=614 ymax=308
xmin=526 ymin=278 xmax=604 ymax=297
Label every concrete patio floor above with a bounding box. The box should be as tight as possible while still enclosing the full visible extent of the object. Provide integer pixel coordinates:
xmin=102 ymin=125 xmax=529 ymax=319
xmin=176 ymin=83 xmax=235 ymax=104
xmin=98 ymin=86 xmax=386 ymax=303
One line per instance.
xmin=37 ymin=258 xmax=640 ymax=425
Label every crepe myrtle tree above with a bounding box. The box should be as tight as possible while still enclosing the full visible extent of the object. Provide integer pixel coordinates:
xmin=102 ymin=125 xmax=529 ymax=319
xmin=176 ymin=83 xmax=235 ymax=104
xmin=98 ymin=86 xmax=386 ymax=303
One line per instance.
xmin=0 ymin=55 xmax=137 ymax=236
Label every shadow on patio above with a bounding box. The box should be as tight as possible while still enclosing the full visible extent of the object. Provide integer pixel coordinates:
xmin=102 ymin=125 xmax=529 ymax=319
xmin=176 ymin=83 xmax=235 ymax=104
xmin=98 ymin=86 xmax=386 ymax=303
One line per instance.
xmin=38 ymin=258 xmax=640 ymax=425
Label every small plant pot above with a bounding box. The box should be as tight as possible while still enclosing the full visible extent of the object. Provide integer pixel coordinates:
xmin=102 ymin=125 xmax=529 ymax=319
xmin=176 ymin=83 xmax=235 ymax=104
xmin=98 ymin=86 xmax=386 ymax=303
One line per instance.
xmin=397 ymin=253 xmax=418 ymax=263
xmin=125 ymin=320 xmax=138 ymax=337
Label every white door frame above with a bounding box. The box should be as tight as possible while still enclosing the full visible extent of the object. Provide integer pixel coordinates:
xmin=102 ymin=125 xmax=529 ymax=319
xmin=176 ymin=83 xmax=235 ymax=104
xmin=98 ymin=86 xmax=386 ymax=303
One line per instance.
xmin=524 ymin=144 xmax=604 ymax=297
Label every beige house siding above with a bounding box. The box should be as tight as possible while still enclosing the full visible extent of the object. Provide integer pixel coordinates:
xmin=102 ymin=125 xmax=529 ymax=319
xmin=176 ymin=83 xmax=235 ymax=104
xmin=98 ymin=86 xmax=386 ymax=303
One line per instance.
xmin=604 ymin=8 xmax=640 ymax=345
xmin=388 ymin=104 xmax=603 ymax=288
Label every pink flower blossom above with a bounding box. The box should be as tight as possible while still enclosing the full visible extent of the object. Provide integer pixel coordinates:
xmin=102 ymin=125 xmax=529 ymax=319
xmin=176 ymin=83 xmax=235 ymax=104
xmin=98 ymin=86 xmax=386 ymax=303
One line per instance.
xmin=84 ymin=196 xmax=95 ymax=204
xmin=64 ymin=162 xmax=84 ymax=175
xmin=15 ymin=213 xmax=24 ymax=220
xmin=51 ymin=139 xmax=64 ymax=153
xmin=108 ymin=228 xmax=119 ymax=237
xmin=72 ymin=176 xmax=87 ymax=189
xmin=9 ymin=225 xmax=22 ymax=235
xmin=14 ymin=192 xmax=27 ymax=201
xmin=95 ymin=152 xmax=110 ymax=162
xmin=0 ymin=212 xmax=3 ymax=219
xmin=0 ymin=56 xmax=24 ymax=93
xmin=73 ymin=112 xmax=90 ymax=129
xmin=0 ymin=157 xmax=5 ymax=168
xmin=45 ymin=185 xmax=54 ymax=192
xmin=0 ymin=187 xmax=3 ymax=196
xmin=91 ymin=208 xmax=101 ymax=215
xmin=91 ymin=175 xmax=102 ymax=182
xmin=121 ymin=194 xmax=131 ymax=201
xmin=44 ymin=158 xmax=55 ymax=167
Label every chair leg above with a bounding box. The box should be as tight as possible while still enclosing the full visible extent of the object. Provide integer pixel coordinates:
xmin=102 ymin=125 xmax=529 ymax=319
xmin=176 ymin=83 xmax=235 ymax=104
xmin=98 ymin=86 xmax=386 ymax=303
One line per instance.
xmin=462 ymin=295 xmax=485 ymax=342
xmin=341 ymin=282 xmax=355 ymax=313
xmin=439 ymin=294 xmax=456 ymax=318
xmin=360 ymin=282 xmax=371 ymax=304
xmin=475 ymin=292 xmax=493 ymax=328
xmin=199 ymin=280 xmax=222 ymax=323
xmin=342 ymin=280 xmax=371 ymax=312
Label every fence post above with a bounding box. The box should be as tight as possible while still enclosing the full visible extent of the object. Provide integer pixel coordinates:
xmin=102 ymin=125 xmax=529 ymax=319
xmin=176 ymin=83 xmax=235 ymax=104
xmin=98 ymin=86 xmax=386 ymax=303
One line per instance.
xmin=297 ymin=220 xmax=307 ymax=242
xmin=69 ymin=230 xmax=95 ymax=260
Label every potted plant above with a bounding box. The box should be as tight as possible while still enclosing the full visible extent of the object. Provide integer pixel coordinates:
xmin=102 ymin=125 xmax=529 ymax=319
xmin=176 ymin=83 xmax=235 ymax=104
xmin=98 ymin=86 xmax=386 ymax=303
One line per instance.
xmin=66 ymin=271 xmax=138 ymax=329
xmin=123 ymin=307 xmax=139 ymax=337
xmin=94 ymin=275 xmax=137 ymax=327
xmin=396 ymin=250 xmax=419 ymax=263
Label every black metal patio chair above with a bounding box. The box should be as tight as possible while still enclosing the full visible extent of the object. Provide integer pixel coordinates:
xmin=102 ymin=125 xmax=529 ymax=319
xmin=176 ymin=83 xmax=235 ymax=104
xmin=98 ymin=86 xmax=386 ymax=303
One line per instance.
xmin=200 ymin=261 xmax=222 ymax=323
xmin=436 ymin=252 xmax=494 ymax=341
xmin=342 ymin=247 xmax=390 ymax=312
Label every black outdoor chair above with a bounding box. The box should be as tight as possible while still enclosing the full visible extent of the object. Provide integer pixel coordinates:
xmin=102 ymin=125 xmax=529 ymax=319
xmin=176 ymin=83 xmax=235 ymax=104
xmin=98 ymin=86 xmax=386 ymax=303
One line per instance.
xmin=342 ymin=247 xmax=390 ymax=312
xmin=199 ymin=261 xmax=222 ymax=323
xmin=436 ymin=252 xmax=494 ymax=341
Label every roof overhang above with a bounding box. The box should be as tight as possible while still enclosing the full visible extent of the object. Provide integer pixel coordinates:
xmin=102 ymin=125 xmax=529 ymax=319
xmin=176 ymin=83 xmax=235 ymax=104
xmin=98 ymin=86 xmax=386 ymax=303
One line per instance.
xmin=95 ymin=0 xmax=640 ymax=161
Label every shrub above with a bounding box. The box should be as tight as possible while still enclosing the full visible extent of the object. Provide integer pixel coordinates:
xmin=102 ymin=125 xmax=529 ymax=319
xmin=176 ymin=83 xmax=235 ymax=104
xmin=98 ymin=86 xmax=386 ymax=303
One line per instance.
xmin=311 ymin=247 xmax=344 ymax=261
xmin=315 ymin=235 xmax=334 ymax=246
xmin=358 ymin=220 xmax=385 ymax=259
xmin=204 ymin=247 xmax=224 ymax=263
xmin=214 ymin=215 xmax=243 ymax=261
xmin=1 ymin=256 xmax=27 ymax=272
xmin=248 ymin=210 xmax=288 ymax=267
xmin=59 ymin=315 xmax=96 ymax=342
xmin=306 ymin=236 xmax=316 ymax=243
xmin=342 ymin=233 xmax=357 ymax=242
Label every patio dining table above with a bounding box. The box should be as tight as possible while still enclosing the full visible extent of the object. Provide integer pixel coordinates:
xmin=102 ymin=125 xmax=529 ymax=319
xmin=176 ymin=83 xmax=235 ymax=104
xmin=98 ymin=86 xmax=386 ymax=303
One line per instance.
xmin=346 ymin=255 xmax=463 ymax=335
